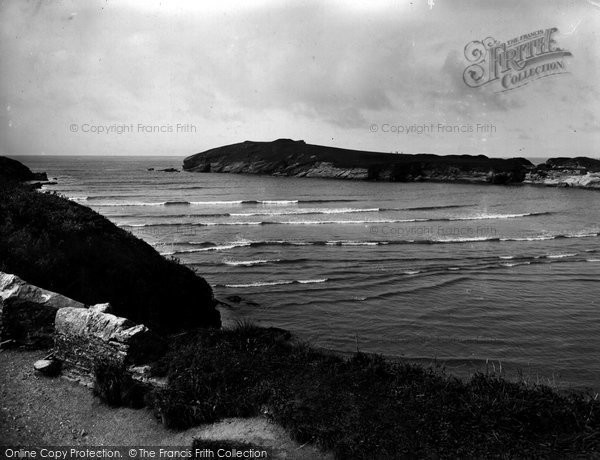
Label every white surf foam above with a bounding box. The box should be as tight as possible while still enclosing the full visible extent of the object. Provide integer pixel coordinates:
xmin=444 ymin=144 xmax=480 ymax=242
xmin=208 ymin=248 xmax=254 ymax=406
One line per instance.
xmin=229 ymin=208 xmax=380 ymax=217
xmin=224 ymin=278 xmax=327 ymax=288
xmin=224 ymin=259 xmax=281 ymax=266
xmin=547 ymin=253 xmax=578 ymax=259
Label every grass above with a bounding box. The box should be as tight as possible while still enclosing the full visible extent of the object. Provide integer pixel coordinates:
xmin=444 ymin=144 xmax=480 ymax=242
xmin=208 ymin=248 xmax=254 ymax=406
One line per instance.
xmin=144 ymin=323 xmax=600 ymax=459
xmin=92 ymin=357 xmax=146 ymax=408
xmin=0 ymin=177 xmax=220 ymax=333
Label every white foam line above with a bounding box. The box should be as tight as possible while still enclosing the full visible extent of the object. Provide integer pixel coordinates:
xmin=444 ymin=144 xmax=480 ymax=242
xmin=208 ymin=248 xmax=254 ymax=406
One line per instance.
xmin=224 ymin=278 xmax=327 ymax=288
xmin=224 ymin=259 xmax=281 ymax=266
xmin=229 ymin=208 xmax=380 ymax=217
xmin=450 ymin=213 xmax=535 ymax=220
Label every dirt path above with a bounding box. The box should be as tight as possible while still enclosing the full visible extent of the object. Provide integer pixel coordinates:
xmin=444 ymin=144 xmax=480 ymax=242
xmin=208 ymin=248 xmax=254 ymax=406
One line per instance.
xmin=0 ymin=349 xmax=331 ymax=460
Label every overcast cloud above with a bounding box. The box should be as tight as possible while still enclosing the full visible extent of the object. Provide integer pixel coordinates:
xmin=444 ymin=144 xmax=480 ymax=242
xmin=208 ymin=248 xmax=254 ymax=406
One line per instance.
xmin=1 ymin=0 xmax=599 ymax=157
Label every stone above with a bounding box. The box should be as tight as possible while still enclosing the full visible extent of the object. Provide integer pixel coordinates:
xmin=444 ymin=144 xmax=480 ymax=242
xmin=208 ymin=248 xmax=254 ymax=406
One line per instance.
xmin=0 ymin=272 xmax=86 ymax=348
xmin=33 ymin=358 xmax=61 ymax=376
xmin=54 ymin=304 xmax=166 ymax=383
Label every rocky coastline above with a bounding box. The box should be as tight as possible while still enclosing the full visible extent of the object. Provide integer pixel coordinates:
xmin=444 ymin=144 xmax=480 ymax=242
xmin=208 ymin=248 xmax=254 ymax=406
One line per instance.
xmin=183 ymin=139 xmax=600 ymax=189
xmin=183 ymin=139 xmax=532 ymax=184
xmin=524 ymin=156 xmax=600 ymax=189
xmin=3 ymin=155 xmax=600 ymax=457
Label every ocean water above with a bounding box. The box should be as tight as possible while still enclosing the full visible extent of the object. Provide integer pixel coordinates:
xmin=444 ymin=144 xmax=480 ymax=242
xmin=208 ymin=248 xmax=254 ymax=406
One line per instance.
xmin=18 ymin=155 xmax=600 ymax=390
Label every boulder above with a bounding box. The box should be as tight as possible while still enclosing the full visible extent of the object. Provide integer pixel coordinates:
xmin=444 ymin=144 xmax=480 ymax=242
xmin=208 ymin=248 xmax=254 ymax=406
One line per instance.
xmin=34 ymin=358 xmax=61 ymax=376
xmin=54 ymin=303 xmax=166 ymax=383
xmin=0 ymin=272 xmax=85 ymax=347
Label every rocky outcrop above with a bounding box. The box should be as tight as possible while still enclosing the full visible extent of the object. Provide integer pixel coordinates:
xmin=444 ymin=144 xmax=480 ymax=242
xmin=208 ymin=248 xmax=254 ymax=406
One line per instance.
xmin=525 ymin=157 xmax=600 ymax=189
xmin=183 ymin=139 xmax=533 ymax=184
xmin=0 ymin=156 xmax=48 ymax=183
xmin=0 ymin=272 xmax=85 ymax=347
xmin=54 ymin=303 xmax=166 ymax=384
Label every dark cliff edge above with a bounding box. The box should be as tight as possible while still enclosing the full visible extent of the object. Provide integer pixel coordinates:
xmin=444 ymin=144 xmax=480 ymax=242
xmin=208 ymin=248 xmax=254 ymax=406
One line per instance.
xmin=183 ymin=139 xmax=533 ymax=185
xmin=0 ymin=156 xmax=220 ymax=332
xmin=0 ymin=156 xmax=48 ymax=184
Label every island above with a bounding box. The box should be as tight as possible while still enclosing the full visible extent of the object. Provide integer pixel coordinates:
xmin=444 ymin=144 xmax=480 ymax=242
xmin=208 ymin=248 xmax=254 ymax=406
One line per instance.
xmin=183 ymin=139 xmax=600 ymax=189
xmin=183 ymin=139 xmax=532 ymax=184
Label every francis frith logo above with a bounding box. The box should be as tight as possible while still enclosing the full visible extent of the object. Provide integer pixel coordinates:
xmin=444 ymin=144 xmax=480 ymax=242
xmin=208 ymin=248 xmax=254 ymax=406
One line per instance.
xmin=463 ymin=28 xmax=572 ymax=91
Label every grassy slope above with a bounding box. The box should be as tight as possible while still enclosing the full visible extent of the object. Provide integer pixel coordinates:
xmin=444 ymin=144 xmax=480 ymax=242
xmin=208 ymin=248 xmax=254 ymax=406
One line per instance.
xmin=0 ymin=171 xmax=220 ymax=332
xmin=147 ymin=325 xmax=600 ymax=459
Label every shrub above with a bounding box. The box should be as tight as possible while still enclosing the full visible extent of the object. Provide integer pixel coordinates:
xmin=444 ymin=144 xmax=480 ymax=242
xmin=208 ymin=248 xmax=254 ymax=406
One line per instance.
xmin=150 ymin=324 xmax=600 ymax=458
xmin=92 ymin=357 xmax=146 ymax=408
xmin=0 ymin=179 xmax=220 ymax=332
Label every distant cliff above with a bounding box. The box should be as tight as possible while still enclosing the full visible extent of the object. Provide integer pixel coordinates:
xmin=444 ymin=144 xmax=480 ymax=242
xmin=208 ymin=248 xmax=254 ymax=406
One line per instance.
xmin=525 ymin=157 xmax=600 ymax=189
xmin=183 ymin=139 xmax=533 ymax=185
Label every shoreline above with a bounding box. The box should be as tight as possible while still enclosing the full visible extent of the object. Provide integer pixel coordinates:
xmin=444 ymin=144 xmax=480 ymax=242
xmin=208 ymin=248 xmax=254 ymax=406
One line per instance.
xmin=182 ymin=168 xmax=600 ymax=191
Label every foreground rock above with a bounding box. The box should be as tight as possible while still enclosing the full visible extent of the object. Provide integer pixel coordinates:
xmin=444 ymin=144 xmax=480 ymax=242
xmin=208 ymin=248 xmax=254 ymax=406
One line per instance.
xmin=183 ymin=139 xmax=532 ymax=184
xmin=34 ymin=358 xmax=61 ymax=376
xmin=525 ymin=157 xmax=600 ymax=189
xmin=54 ymin=303 xmax=166 ymax=383
xmin=0 ymin=272 xmax=85 ymax=347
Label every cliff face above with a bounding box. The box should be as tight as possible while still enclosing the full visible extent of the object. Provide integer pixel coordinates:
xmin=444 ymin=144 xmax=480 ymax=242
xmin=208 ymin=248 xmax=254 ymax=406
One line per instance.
xmin=183 ymin=139 xmax=533 ymax=184
xmin=0 ymin=156 xmax=221 ymax=332
xmin=525 ymin=157 xmax=600 ymax=189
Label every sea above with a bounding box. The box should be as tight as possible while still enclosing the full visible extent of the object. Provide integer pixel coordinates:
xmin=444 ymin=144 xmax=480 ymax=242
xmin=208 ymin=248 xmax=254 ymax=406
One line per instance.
xmin=17 ymin=155 xmax=600 ymax=391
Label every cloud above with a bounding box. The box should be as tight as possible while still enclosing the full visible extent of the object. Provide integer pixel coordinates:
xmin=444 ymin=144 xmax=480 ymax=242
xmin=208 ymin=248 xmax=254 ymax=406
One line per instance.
xmin=0 ymin=0 xmax=599 ymax=156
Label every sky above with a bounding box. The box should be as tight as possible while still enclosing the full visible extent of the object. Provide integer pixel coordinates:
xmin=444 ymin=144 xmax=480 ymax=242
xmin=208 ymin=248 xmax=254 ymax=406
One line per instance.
xmin=0 ymin=0 xmax=599 ymax=157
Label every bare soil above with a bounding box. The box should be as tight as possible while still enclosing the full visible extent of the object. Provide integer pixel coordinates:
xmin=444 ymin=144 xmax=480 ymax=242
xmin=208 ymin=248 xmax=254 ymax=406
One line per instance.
xmin=0 ymin=349 xmax=331 ymax=460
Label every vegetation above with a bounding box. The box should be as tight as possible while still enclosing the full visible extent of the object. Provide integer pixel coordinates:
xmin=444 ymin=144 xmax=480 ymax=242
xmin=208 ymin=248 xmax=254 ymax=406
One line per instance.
xmin=149 ymin=323 xmax=600 ymax=459
xmin=4 ymin=155 xmax=599 ymax=457
xmin=0 ymin=160 xmax=220 ymax=332
xmin=0 ymin=155 xmax=48 ymax=182
xmin=92 ymin=357 xmax=146 ymax=408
